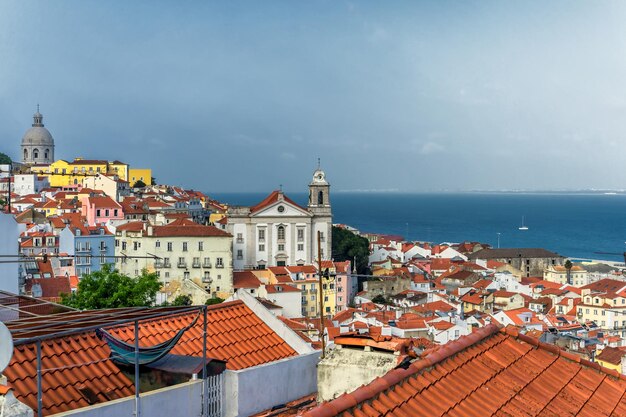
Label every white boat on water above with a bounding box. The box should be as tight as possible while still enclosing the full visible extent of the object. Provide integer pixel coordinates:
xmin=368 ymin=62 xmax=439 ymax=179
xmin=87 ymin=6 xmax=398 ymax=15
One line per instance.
xmin=519 ymin=216 xmax=529 ymax=231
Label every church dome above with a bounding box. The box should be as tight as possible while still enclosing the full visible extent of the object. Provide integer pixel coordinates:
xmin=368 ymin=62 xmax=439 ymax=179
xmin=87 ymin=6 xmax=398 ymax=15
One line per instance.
xmin=21 ymin=110 xmax=54 ymax=146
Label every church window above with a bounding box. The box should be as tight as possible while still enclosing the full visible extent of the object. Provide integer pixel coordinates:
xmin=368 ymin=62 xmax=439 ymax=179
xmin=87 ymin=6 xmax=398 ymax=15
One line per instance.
xmin=24 ymin=149 xmax=28 ymax=160
xmin=277 ymin=226 xmax=285 ymax=241
xmin=258 ymin=229 xmax=265 ymax=242
xmin=297 ymin=228 xmax=304 ymax=241
xmin=45 ymin=149 xmax=49 ymax=159
xmin=278 ymin=244 xmax=285 ymax=251
xmin=33 ymin=149 xmax=39 ymax=159
xmin=298 ymin=244 xmax=304 ymax=251
xmin=318 ymin=191 xmax=324 ymax=205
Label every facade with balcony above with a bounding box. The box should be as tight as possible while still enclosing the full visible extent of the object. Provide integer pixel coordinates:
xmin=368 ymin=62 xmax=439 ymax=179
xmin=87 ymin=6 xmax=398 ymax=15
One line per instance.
xmin=59 ymin=223 xmax=115 ymax=278
xmin=115 ymin=219 xmax=233 ymax=299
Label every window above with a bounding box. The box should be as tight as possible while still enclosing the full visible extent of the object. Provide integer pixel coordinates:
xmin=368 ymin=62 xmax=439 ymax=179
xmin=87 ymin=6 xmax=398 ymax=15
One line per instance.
xmin=259 ymin=244 xmax=265 ymax=252
xmin=319 ymin=232 xmax=325 ymax=242
xmin=236 ymin=233 xmax=243 ymax=243
xmin=182 ymin=242 xmax=188 ymax=252
xmin=278 ymin=244 xmax=285 ymax=251
xmin=297 ymin=229 xmax=304 ymax=241
xmin=100 ymin=255 xmax=106 ymax=264
xmin=133 ymin=242 xmax=139 ymax=251
xmin=114 ymin=209 xmax=118 ymax=216
xmin=216 ymin=257 xmax=223 ymax=267
xmin=122 ymin=242 xmax=127 ymax=251
xmin=105 ymin=209 xmax=109 ymax=217
xmin=33 ymin=148 xmax=39 ymax=159
xmin=318 ymin=191 xmax=324 ymax=204
xmin=277 ymin=226 xmax=285 ymax=240
xmin=198 ymin=241 xmax=203 ymax=251
xmin=96 ymin=209 xmax=101 ymax=217
xmin=237 ymin=249 xmax=243 ymax=260
xmin=297 ymin=244 xmax=304 ymax=251
xmin=156 ymin=241 xmax=160 ymax=248
xmin=258 ymin=229 xmax=265 ymax=242
xmin=184 ymin=271 xmax=190 ymax=279
xmin=167 ymin=242 xmax=173 ymax=251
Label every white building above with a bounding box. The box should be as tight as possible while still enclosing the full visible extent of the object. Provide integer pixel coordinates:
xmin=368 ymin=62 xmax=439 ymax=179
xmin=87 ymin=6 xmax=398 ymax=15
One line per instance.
xmin=12 ymin=174 xmax=49 ymax=196
xmin=0 ymin=213 xmax=19 ymax=293
xmin=115 ymin=219 xmax=234 ymax=299
xmin=226 ymin=167 xmax=332 ymax=270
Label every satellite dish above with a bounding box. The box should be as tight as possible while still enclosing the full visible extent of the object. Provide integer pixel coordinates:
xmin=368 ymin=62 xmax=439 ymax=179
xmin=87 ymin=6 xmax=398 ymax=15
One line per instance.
xmin=0 ymin=322 xmax=14 ymax=373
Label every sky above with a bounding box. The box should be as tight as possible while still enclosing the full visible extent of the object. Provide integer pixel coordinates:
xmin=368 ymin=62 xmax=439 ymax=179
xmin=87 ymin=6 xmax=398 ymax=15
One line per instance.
xmin=1 ymin=1 xmax=626 ymax=193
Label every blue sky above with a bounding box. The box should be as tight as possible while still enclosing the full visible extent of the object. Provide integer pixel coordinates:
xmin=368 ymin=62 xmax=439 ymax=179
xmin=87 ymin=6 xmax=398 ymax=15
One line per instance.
xmin=2 ymin=1 xmax=626 ymax=192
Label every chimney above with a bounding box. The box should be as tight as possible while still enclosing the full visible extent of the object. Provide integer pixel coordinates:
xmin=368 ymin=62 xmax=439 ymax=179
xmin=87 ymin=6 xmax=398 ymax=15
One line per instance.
xmin=147 ymin=225 xmax=153 ymax=236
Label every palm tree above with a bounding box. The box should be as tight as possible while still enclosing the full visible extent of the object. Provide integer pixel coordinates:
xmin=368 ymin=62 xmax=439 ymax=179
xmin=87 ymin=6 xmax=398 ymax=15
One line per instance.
xmin=564 ymin=260 xmax=573 ymax=285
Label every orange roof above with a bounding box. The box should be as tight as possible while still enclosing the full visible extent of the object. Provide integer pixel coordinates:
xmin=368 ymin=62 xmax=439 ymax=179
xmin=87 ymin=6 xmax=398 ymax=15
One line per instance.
xmin=108 ymin=301 xmax=297 ymax=370
xmin=302 ymin=325 xmax=626 ymax=417
xmin=4 ymin=301 xmax=298 ymax=416
xmin=233 ymin=271 xmax=262 ymax=289
xmin=265 ymin=284 xmax=301 ymax=293
xmin=250 ymin=190 xmax=306 ymax=214
xmin=116 ymin=221 xmax=145 ymax=232
xmin=151 ymin=222 xmax=231 ymax=237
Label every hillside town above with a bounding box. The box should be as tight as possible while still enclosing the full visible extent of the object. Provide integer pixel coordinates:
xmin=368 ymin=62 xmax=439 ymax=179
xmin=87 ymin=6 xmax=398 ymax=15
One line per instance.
xmin=2 ymin=110 xmax=626 ymax=416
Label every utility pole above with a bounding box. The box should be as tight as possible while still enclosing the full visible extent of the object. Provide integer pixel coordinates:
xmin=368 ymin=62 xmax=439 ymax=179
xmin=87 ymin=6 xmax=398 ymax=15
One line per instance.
xmin=317 ymin=230 xmax=326 ymax=358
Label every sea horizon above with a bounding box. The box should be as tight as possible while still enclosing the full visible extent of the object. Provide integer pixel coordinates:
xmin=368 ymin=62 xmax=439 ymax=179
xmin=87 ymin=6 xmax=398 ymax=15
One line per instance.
xmin=210 ymin=191 xmax=626 ymax=264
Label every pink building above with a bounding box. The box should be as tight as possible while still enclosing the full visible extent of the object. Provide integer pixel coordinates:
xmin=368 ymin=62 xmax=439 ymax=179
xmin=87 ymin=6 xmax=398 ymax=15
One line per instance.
xmin=333 ymin=261 xmax=357 ymax=312
xmin=81 ymin=195 xmax=124 ymax=226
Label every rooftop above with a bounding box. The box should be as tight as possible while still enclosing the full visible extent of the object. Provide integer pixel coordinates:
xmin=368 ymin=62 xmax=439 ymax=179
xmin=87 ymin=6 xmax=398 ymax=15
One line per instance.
xmin=302 ymin=325 xmax=626 ymax=417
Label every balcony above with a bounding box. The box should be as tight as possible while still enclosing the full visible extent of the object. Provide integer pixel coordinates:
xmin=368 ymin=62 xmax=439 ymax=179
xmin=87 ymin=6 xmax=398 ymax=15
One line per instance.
xmin=75 ymin=246 xmax=91 ymax=253
xmin=154 ymin=261 xmax=164 ymax=269
xmin=309 ymin=289 xmax=317 ymax=294
xmin=203 ymin=262 xmax=212 ymax=268
xmin=192 ymin=261 xmax=201 ymax=268
xmin=202 ymin=276 xmax=212 ymax=283
xmin=177 ymin=261 xmax=187 ymax=268
xmin=99 ymin=245 xmax=107 ymax=251
xmin=216 ymin=264 xmax=224 ymax=269
xmin=163 ymin=261 xmax=171 ymax=268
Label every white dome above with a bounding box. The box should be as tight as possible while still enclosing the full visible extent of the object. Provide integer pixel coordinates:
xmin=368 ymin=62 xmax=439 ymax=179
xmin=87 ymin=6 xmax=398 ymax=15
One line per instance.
xmin=22 ymin=126 xmax=54 ymax=146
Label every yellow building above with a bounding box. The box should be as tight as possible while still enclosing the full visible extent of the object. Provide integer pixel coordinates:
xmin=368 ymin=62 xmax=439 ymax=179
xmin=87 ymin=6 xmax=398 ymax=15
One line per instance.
xmin=129 ymin=168 xmax=152 ymax=186
xmin=595 ymin=346 xmax=624 ymax=372
xmin=544 ymin=265 xmax=589 ymax=287
xmin=30 ymin=158 xmax=132 ymax=187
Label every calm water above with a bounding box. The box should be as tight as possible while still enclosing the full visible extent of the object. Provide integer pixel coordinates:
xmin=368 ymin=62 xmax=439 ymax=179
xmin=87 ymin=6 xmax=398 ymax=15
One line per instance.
xmin=210 ymin=192 xmax=626 ymax=262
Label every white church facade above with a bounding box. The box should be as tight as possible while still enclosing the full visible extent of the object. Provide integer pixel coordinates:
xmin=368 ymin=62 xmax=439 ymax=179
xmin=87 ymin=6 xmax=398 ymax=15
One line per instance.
xmin=226 ymin=167 xmax=332 ymax=270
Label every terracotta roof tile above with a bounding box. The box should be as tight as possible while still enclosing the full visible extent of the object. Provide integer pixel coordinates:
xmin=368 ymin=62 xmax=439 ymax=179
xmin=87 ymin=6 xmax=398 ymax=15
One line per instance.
xmin=301 ymin=325 xmax=626 ymax=417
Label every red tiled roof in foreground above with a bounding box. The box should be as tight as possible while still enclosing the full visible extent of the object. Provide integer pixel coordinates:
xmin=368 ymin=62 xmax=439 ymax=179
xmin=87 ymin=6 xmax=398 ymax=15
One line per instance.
xmin=5 ymin=301 xmax=298 ymax=416
xmin=301 ymin=325 xmax=626 ymax=417
xmin=108 ymin=300 xmax=297 ymax=370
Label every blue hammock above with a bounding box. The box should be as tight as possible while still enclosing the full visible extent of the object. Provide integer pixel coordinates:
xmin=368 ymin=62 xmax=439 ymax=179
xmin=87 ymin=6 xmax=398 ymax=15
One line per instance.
xmin=96 ymin=312 xmax=201 ymax=366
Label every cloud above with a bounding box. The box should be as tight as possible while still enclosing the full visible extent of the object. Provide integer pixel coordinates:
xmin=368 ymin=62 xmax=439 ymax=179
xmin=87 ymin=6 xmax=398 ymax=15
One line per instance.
xmin=419 ymin=141 xmax=445 ymax=155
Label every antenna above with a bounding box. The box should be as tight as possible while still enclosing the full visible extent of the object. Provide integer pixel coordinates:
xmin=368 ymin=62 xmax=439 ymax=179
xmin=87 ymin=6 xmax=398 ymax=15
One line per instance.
xmin=0 ymin=322 xmax=13 ymax=373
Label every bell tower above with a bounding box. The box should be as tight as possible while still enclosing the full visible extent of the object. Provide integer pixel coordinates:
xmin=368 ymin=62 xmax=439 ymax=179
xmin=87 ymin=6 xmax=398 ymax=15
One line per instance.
xmin=308 ymin=159 xmax=331 ymax=216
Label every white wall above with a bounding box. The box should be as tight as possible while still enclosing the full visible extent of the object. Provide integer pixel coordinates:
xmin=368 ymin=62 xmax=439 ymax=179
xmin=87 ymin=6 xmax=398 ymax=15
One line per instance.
xmin=0 ymin=213 xmax=19 ymax=293
xmin=53 ymin=380 xmax=207 ymax=417
xmin=223 ymin=351 xmax=320 ymax=417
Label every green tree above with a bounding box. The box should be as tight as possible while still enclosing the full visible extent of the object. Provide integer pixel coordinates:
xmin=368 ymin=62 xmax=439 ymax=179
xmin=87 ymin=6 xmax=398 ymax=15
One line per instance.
xmin=205 ymin=297 xmax=224 ymax=306
xmin=172 ymin=294 xmax=193 ymax=306
xmin=564 ymin=260 xmax=573 ymax=285
xmin=372 ymin=294 xmax=387 ymax=304
xmin=0 ymin=152 xmax=11 ymax=165
xmin=132 ymin=179 xmax=147 ymax=188
xmin=61 ymin=264 xmax=162 ymax=309
xmin=332 ymin=226 xmax=370 ymax=275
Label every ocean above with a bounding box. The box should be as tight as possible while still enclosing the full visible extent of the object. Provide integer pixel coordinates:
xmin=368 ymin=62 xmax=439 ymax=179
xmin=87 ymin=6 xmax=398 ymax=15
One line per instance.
xmin=210 ymin=192 xmax=626 ymax=263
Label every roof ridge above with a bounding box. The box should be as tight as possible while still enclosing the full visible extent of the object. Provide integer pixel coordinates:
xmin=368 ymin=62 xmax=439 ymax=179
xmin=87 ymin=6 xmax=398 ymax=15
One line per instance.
xmin=301 ymin=324 xmax=501 ymax=417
